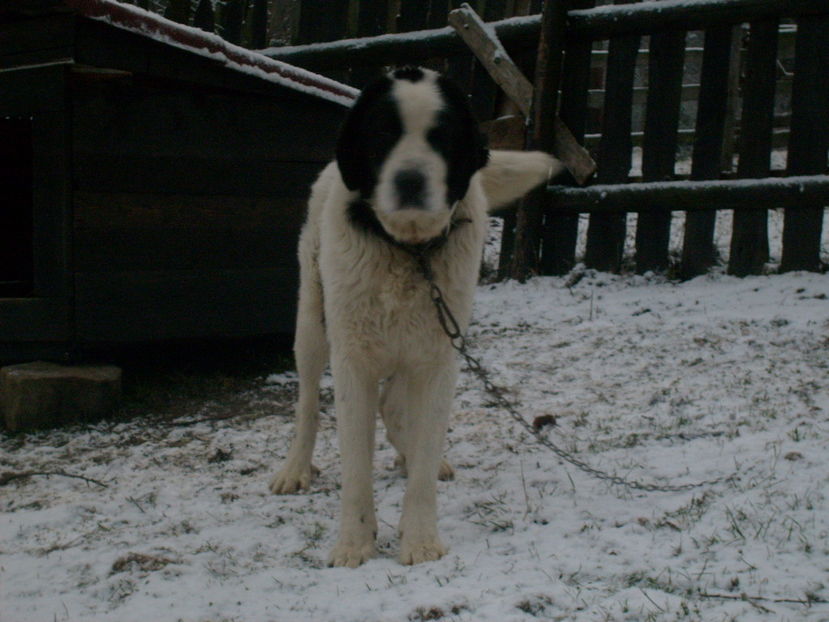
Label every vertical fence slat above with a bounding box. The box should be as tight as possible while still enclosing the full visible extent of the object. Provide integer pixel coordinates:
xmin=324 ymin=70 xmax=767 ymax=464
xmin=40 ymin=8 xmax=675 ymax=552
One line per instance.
xmin=584 ymin=1 xmax=640 ymax=273
xmin=351 ymin=0 xmax=392 ymax=86
xmin=192 ymin=0 xmax=215 ymax=33
xmin=780 ymin=15 xmax=829 ymax=272
xmin=193 ymin=0 xmax=216 ymax=32
xmin=219 ymin=0 xmax=245 ymax=45
xmin=509 ymin=0 xmax=569 ymax=281
xmin=297 ymin=0 xmax=350 ymax=44
xmin=680 ymin=25 xmax=735 ymax=279
xmin=247 ymin=0 xmax=268 ymax=49
xmin=728 ymin=19 xmax=778 ymax=276
xmin=634 ymin=29 xmax=685 ymax=273
xmin=539 ymin=0 xmax=594 ymax=275
xmin=398 ymin=0 xmax=432 ymax=32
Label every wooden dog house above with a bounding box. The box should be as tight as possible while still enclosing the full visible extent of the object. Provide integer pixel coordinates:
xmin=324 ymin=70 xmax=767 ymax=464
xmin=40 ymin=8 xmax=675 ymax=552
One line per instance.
xmin=0 ymin=0 xmax=357 ymax=362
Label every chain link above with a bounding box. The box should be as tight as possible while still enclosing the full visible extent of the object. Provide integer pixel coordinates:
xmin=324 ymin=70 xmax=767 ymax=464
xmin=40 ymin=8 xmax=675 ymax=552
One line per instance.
xmin=406 ymin=246 xmax=735 ymax=494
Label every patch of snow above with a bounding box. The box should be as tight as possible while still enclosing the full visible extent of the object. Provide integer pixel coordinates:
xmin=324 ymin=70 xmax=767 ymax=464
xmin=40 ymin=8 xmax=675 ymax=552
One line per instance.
xmin=3 ymin=267 xmax=829 ymax=620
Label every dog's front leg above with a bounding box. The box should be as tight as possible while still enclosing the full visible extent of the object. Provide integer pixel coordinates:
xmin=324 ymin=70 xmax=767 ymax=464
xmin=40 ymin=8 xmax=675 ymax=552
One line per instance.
xmin=398 ymin=363 xmax=455 ymax=565
xmin=328 ymin=358 xmax=379 ymax=568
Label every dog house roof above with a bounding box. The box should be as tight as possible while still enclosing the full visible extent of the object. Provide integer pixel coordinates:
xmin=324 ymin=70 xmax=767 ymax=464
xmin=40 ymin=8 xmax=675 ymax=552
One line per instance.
xmin=9 ymin=0 xmax=360 ymax=107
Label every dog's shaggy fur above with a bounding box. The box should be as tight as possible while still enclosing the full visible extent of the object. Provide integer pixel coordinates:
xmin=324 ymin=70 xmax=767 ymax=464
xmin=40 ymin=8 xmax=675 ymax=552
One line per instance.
xmin=271 ymin=68 xmax=563 ymax=567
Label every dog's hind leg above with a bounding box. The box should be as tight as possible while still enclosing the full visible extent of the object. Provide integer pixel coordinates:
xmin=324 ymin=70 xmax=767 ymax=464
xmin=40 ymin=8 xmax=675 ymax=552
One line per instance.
xmin=381 ymin=375 xmax=454 ymax=481
xmin=270 ymin=249 xmax=328 ymax=494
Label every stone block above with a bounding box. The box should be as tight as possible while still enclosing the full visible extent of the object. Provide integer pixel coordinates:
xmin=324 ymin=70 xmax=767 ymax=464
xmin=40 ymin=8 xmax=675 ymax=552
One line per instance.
xmin=1 ymin=362 xmax=122 ymax=432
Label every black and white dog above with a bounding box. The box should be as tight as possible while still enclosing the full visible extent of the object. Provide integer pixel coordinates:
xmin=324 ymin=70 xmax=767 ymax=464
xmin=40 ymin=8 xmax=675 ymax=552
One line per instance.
xmin=271 ymin=67 xmax=563 ymax=567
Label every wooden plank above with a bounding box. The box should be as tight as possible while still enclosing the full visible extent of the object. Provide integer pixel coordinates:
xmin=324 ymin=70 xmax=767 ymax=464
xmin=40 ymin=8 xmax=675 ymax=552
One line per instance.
xmin=540 ymin=0 xmax=594 ymax=276
xmin=72 ymin=155 xmax=323 ymax=197
xmin=71 ymin=78 xmax=344 ymax=164
xmin=728 ymin=19 xmax=778 ymax=276
xmin=297 ymin=0 xmax=349 ymax=44
xmin=0 ymin=298 xmax=71 ymax=342
xmin=350 ymin=0 xmax=390 ymax=86
xmin=545 ymin=175 xmax=829 ymax=212
xmin=584 ymin=1 xmax=640 ymax=273
xmin=73 ymin=192 xmax=306 ymax=272
xmin=780 ymin=16 xmax=829 ymax=273
xmin=634 ymin=29 xmax=685 ymax=273
xmin=680 ymin=25 xmax=735 ymax=279
xmin=448 ymin=4 xmax=534 ymax=117
xmin=0 ymin=63 xmax=66 ymax=115
xmin=74 ymin=268 xmax=298 ymax=342
xmin=0 ymin=118 xmax=34 ymax=297
xmin=0 ymin=13 xmax=74 ymax=58
xmin=31 ymin=108 xmax=72 ymax=299
xmin=398 ymin=0 xmax=433 ymax=32
xmin=510 ymin=0 xmax=569 ymax=281
xmin=567 ymin=0 xmax=827 ymax=38
xmin=265 ymin=15 xmax=541 ymax=71
xmin=448 ymin=3 xmax=596 ymax=183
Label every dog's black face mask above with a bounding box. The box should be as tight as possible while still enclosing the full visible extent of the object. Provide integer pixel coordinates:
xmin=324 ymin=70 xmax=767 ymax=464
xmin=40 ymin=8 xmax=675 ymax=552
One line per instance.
xmin=336 ymin=67 xmax=488 ymax=244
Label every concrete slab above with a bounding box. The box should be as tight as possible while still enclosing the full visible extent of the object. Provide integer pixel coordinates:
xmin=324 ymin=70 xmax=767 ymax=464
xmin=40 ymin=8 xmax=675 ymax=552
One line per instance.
xmin=1 ymin=361 xmax=122 ymax=432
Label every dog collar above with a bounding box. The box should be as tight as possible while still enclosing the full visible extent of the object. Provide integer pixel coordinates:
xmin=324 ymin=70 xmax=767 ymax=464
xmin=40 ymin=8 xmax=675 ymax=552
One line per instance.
xmin=346 ymin=199 xmax=470 ymax=256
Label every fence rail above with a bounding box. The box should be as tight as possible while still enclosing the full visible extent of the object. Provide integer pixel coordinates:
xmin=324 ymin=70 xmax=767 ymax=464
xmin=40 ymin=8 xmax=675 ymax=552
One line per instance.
xmin=139 ymin=0 xmax=827 ymax=279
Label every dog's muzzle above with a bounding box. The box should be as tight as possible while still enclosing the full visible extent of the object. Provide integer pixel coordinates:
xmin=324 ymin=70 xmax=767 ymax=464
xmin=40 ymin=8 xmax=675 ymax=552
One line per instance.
xmin=393 ymin=169 xmax=427 ymax=209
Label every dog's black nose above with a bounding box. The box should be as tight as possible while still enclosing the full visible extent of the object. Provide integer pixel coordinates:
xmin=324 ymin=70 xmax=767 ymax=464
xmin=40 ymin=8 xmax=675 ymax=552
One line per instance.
xmin=394 ymin=169 xmax=426 ymax=208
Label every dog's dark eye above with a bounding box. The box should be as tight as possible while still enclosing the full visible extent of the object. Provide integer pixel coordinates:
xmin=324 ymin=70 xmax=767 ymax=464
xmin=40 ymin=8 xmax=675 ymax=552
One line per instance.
xmin=427 ymin=123 xmax=456 ymax=158
xmin=368 ymin=130 xmax=399 ymax=161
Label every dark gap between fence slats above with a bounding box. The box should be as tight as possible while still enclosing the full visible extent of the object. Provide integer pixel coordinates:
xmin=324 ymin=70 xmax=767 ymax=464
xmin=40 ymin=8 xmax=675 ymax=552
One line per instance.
xmin=539 ymin=0 xmax=594 ymax=277
xmin=634 ymin=29 xmax=685 ymax=273
xmin=584 ymin=0 xmax=639 ymax=273
xmin=680 ymin=24 xmax=735 ymax=279
xmin=780 ymin=14 xmax=829 ymax=272
xmin=728 ymin=19 xmax=779 ymax=276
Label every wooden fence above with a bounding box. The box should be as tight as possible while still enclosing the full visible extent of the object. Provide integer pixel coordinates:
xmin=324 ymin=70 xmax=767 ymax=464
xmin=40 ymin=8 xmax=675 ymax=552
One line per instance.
xmin=138 ymin=0 xmax=828 ymax=279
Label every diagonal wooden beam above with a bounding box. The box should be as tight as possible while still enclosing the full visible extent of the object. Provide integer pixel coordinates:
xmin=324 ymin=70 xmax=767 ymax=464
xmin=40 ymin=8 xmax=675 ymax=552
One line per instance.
xmin=448 ymin=2 xmax=596 ymax=185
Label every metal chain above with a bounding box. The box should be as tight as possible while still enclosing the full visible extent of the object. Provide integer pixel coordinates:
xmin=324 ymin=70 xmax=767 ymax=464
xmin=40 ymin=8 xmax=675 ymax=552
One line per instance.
xmin=407 ymin=247 xmax=735 ymax=493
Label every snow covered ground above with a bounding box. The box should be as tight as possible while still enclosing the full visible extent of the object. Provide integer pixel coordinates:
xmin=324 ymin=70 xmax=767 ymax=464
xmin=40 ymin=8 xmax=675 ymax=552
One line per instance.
xmin=2 ymin=221 xmax=829 ymax=621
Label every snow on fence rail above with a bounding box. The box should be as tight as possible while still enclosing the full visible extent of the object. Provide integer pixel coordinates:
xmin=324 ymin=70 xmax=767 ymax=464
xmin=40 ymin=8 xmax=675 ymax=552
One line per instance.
xmin=144 ymin=0 xmax=828 ymax=279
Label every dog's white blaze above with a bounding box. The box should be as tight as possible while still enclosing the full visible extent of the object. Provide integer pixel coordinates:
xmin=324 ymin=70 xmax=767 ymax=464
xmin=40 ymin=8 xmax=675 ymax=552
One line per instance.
xmin=391 ymin=72 xmax=443 ymax=135
xmin=373 ymin=71 xmax=452 ymax=241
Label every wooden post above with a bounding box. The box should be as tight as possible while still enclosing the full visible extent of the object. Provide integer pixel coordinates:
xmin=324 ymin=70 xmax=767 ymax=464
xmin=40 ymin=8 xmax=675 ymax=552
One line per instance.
xmin=728 ymin=19 xmax=778 ymax=276
xmin=541 ymin=0 xmax=594 ymax=275
xmin=634 ymin=29 xmax=685 ymax=273
xmin=780 ymin=15 xmax=829 ymax=272
xmin=584 ymin=0 xmax=640 ymax=274
xmin=510 ymin=0 xmax=569 ymax=281
xmin=680 ymin=24 xmax=735 ymax=279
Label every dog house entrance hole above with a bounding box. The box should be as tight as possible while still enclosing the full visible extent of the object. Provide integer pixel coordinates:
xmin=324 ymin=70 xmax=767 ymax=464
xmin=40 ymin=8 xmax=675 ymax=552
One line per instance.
xmin=0 ymin=117 xmax=35 ymax=297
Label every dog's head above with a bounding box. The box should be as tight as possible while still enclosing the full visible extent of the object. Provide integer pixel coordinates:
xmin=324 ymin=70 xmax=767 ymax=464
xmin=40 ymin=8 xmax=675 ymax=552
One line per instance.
xmin=336 ymin=67 xmax=489 ymax=245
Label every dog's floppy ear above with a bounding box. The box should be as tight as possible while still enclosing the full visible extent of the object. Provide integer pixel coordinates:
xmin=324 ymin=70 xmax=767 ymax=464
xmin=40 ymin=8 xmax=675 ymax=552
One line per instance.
xmin=434 ymin=76 xmax=489 ymax=204
xmin=336 ymin=75 xmax=394 ymax=195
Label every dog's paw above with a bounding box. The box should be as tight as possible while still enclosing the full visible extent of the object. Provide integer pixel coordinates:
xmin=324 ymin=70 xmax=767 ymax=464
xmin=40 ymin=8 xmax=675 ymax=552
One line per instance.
xmin=269 ymin=462 xmax=320 ymax=494
xmin=399 ymin=534 xmax=447 ymax=565
xmin=328 ymin=539 xmax=376 ymax=568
